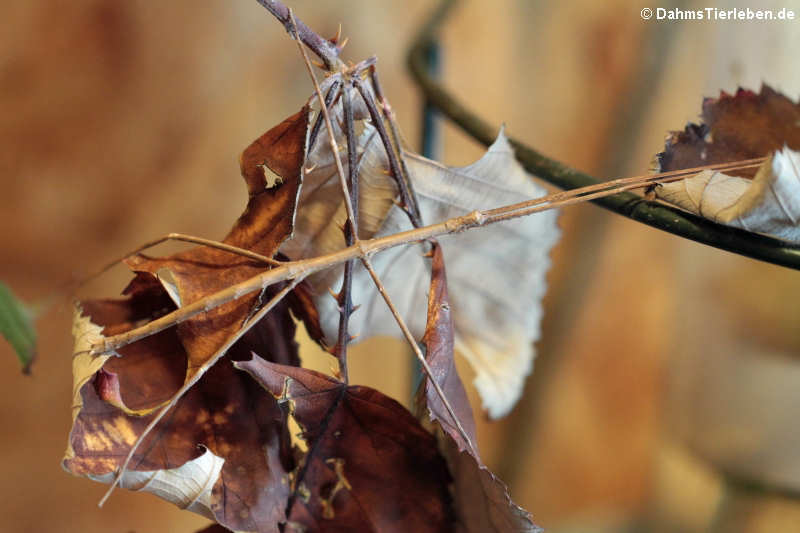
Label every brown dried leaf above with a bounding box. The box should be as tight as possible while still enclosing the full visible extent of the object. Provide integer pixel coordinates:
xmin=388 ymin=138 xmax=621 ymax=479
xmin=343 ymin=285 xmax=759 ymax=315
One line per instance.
xmin=418 ymin=243 xmax=541 ymax=533
xmin=656 ymin=86 xmax=800 ymax=242
xmin=126 ymin=106 xmax=310 ymax=379
xmin=64 ymin=108 xmax=313 ymax=532
xmin=658 ymin=85 xmax=800 ymax=176
xmin=417 ymin=242 xmax=476 ymax=451
xmin=440 ymin=443 xmax=541 ymax=533
xmin=236 ymin=356 xmax=455 ymax=533
xmin=66 ymin=277 xmax=294 ymax=531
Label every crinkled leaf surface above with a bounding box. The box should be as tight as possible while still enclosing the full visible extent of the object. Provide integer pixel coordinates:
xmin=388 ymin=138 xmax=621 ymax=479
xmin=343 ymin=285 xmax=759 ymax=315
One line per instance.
xmin=236 ymin=356 xmax=455 ymax=533
xmin=0 ymin=281 xmax=36 ymax=372
xmin=656 ymin=86 xmax=800 ymax=242
xmin=418 ymin=244 xmax=540 ymax=533
xmin=64 ymin=108 xmax=313 ymax=532
xmin=282 ymin=94 xmax=560 ymax=418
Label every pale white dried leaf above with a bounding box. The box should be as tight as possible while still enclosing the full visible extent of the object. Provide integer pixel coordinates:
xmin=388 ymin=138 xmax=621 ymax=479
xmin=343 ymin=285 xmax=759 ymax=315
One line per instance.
xmin=656 ymin=147 xmax=800 ymax=242
xmin=90 ymin=447 xmax=225 ymax=521
xmin=282 ymin=105 xmax=560 ymax=418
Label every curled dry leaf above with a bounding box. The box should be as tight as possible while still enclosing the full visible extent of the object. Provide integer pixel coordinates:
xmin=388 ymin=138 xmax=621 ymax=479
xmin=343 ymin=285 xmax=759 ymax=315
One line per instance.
xmin=283 ymin=92 xmax=560 ymax=418
xmin=66 ymin=281 xmax=294 ymax=531
xmin=90 ymin=447 xmax=225 ymax=519
xmin=657 ymin=148 xmax=800 ymax=242
xmin=655 ymin=86 xmax=800 ymax=242
xmin=418 ymin=244 xmax=541 ymax=533
xmin=64 ymin=108 xmax=315 ymax=532
xmin=417 ymin=242 xmax=476 ymax=451
xmin=235 ymin=356 xmax=455 ymax=533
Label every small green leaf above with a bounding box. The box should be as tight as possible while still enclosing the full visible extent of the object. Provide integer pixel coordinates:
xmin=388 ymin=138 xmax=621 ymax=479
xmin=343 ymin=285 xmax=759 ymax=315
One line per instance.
xmin=0 ymin=282 xmax=36 ymax=373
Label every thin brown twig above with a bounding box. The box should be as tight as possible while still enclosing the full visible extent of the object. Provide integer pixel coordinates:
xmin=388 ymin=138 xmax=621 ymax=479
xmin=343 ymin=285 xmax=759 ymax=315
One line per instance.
xmin=98 ymin=276 xmax=304 ymax=507
xmin=88 ymin=157 xmax=764 ymax=357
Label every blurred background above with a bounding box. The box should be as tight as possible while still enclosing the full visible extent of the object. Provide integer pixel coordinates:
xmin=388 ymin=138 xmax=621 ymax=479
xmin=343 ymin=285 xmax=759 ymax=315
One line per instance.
xmin=2 ymin=1 xmax=800 ymax=531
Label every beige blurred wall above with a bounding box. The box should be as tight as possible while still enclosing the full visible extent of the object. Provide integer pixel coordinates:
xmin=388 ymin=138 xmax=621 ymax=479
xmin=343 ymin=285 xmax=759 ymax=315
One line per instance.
xmin=1 ymin=1 xmax=798 ymax=532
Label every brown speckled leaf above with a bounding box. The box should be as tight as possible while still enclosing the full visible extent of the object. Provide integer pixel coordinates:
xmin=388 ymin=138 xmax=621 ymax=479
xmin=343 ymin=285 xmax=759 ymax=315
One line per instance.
xmin=235 ymin=356 xmax=455 ymax=533
xmin=658 ymin=85 xmax=800 ymax=177
xmin=64 ymin=108 xmax=314 ymax=532
xmin=655 ymin=86 xmax=800 ymax=243
xmin=418 ymin=244 xmax=541 ymax=533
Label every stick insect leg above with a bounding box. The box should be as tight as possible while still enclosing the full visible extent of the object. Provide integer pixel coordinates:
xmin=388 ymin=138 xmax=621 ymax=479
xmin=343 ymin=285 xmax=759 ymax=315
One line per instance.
xmin=307 ymin=80 xmax=342 ymax=154
xmin=76 ymin=232 xmax=284 ymax=291
xmin=353 ymin=76 xmax=422 ymax=228
xmin=368 ymin=66 xmax=423 ymax=226
xmin=330 ymin=81 xmax=360 ymax=383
